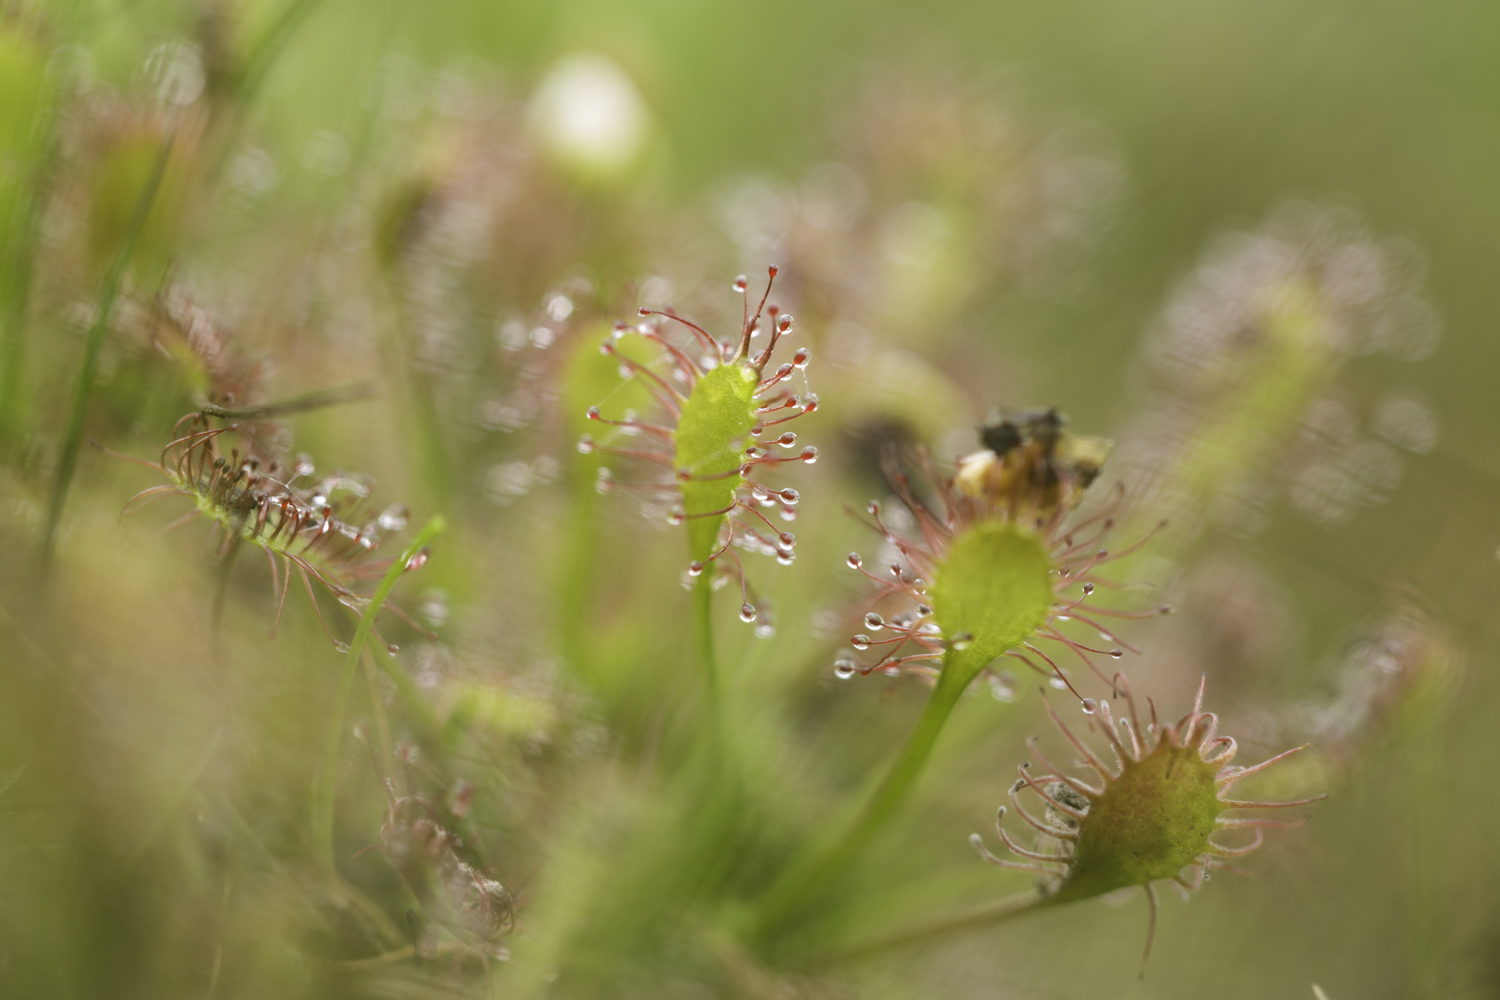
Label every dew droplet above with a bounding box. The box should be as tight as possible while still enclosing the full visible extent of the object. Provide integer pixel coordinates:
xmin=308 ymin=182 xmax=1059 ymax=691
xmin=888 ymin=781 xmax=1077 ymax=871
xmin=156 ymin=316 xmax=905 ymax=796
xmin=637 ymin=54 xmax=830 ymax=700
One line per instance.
xmin=378 ymin=504 xmax=409 ymax=531
xmin=1081 ymin=698 xmax=1097 ymax=715
xmin=1082 ymin=582 xmax=1094 ymax=595
xmin=792 ymin=346 xmax=809 ymax=368
xmin=577 ymin=436 xmax=595 ymax=454
xmin=778 ymin=488 xmax=800 ymax=504
xmin=687 ymin=561 xmax=704 ymax=577
xmin=799 ymin=446 xmax=819 ymax=464
xmin=916 ymin=604 xmax=934 ymax=617
xmin=950 ymin=632 xmax=974 ymax=651
xmin=867 ymin=500 xmax=880 ymax=515
xmin=776 ymin=432 xmax=797 ymax=448
xmin=1109 ymin=649 xmax=1123 ymax=659
xmin=420 ymin=590 xmax=449 ymax=626
xmin=403 ymin=548 xmax=430 ymax=571
xmin=834 ymin=659 xmax=857 ymax=680
xmin=779 ymin=505 xmax=797 ymax=522
xmin=586 ymin=406 xmax=601 ymax=420
xmin=740 ymin=603 xmax=757 ymax=623
xmin=847 ymin=552 xmax=863 ymax=569
xmin=864 ymin=612 xmax=885 ymax=631
xmin=778 ymin=315 xmax=794 ymax=333
xmin=883 ymin=666 xmax=901 ymax=677
xmin=666 ymin=506 xmax=685 ymax=525
xmin=988 ymin=671 xmax=1018 ymax=703
xmin=851 ymin=634 xmax=871 ymax=650
xmin=733 ymin=275 xmax=748 ymax=293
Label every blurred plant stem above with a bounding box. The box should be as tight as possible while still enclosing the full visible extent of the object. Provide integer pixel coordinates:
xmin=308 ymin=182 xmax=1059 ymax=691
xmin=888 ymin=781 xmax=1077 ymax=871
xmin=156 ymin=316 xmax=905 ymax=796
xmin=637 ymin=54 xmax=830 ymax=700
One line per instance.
xmin=752 ymin=655 xmax=974 ymax=944
xmin=0 ymin=136 xmax=54 ymax=451
xmin=233 ymin=0 xmax=326 ymax=111
xmin=694 ymin=574 xmax=723 ymax=742
xmin=315 ymin=514 xmax=446 ymax=869
xmin=41 ymin=134 xmax=173 ymax=579
xmin=196 ymin=382 xmax=378 ymax=421
xmin=812 ymin=889 xmax=1042 ymax=966
xmin=125 ymin=727 xmax=224 ymax=867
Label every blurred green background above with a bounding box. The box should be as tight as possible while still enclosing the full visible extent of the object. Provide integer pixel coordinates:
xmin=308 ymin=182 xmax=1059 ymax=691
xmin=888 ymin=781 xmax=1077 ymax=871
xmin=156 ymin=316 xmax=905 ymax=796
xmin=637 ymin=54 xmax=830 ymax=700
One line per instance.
xmin=2 ymin=0 xmax=1498 ymax=997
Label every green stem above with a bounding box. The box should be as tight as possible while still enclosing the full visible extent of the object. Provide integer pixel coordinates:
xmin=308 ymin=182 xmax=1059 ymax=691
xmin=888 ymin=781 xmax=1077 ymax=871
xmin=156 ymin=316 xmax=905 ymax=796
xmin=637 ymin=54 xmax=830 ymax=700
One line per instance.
xmin=126 ymin=727 xmax=224 ymax=866
xmin=41 ymin=135 xmax=173 ymax=578
xmin=0 ymin=122 xmax=55 ymax=450
xmin=693 ymin=574 xmax=720 ymax=712
xmin=753 ymin=657 xmax=972 ymax=939
xmin=196 ymin=382 xmax=376 ymax=421
xmin=315 ymin=515 xmax=445 ymax=869
xmin=810 ymin=889 xmax=1044 ymax=967
xmin=233 ymin=0 xmax=325 ymax=111
xmin=692 ymin=573 xmax=729 ymax=772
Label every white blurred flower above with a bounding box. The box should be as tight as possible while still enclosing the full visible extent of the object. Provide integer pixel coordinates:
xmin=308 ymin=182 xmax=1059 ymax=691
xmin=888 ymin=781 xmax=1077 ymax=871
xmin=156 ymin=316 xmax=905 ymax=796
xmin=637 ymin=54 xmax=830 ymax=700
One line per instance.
xmin=530 ymin=53 xmax=648 ymax=175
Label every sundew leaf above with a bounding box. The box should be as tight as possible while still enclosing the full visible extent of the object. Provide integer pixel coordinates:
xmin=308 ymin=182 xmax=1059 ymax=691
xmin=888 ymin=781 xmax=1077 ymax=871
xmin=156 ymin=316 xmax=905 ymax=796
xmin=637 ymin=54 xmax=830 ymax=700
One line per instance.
xmin=1052 ymin=738 xmax=1223 ymax=904
xmin=675 ymin=360 xmax=758 ymax=562
xmin=929 ymin=521 xmax=1054 ymax=689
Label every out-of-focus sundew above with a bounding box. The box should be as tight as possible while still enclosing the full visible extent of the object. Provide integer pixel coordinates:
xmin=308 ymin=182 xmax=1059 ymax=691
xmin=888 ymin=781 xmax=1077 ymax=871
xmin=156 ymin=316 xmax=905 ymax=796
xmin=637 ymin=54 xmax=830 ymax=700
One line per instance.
xmin=1118 ymin=203 xmax=1441 ymax=547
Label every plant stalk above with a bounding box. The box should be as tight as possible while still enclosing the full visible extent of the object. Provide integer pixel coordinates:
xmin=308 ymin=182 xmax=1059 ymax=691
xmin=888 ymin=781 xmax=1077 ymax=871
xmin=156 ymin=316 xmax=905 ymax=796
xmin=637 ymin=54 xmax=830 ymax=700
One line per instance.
xmin=42 ymin=135 xmax=173 ymax=578
xmin=315 ymin=515 xmax=445 ymax=869
xmin=810 ymin=889 xmax=1044 ymax=967
xmin=692 ymin=573 xmax=729 ymax=769
xmin=753 ymin=654 xmax=972 ymax=939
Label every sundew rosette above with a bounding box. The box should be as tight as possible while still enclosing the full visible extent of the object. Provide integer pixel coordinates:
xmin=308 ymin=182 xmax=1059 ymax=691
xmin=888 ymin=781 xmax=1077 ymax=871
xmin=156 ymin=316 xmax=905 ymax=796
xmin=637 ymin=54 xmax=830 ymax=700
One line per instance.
xmin=104 ymin=410 xmax=430 ymax=651
xmin=835 ymin=408 xmax=1162 ymax=698
xmin=972 ymin=676 xmax=1326 ymax=972
xmin=580 ymin=266 xmax=817 ymax=628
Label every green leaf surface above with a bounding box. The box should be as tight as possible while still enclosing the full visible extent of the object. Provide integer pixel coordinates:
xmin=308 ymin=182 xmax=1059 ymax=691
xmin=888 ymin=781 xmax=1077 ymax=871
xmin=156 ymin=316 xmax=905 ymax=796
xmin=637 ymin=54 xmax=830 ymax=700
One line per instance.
xmin=929 ymin=521 xmax=1054 ymax=689
xmin=674 ymin=360 xmax=758 ymax=561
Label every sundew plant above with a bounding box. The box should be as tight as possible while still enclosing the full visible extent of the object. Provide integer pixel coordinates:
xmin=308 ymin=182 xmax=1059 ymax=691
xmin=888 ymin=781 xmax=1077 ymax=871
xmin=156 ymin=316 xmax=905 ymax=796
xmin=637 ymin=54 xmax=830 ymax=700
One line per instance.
xmin=1 ymin=3 xmax=1497 ymax=999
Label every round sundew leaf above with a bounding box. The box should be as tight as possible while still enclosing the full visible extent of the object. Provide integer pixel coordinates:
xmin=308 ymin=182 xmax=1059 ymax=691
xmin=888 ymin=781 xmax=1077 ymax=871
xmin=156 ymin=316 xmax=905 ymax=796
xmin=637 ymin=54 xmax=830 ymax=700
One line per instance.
xmin=1050 ymin=740 xmax=1222 ymax=904
xmin=928 ymin=521 xmax=1053 ymax=689
xmin=674 ymin=360 xmax=759 ymax=561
